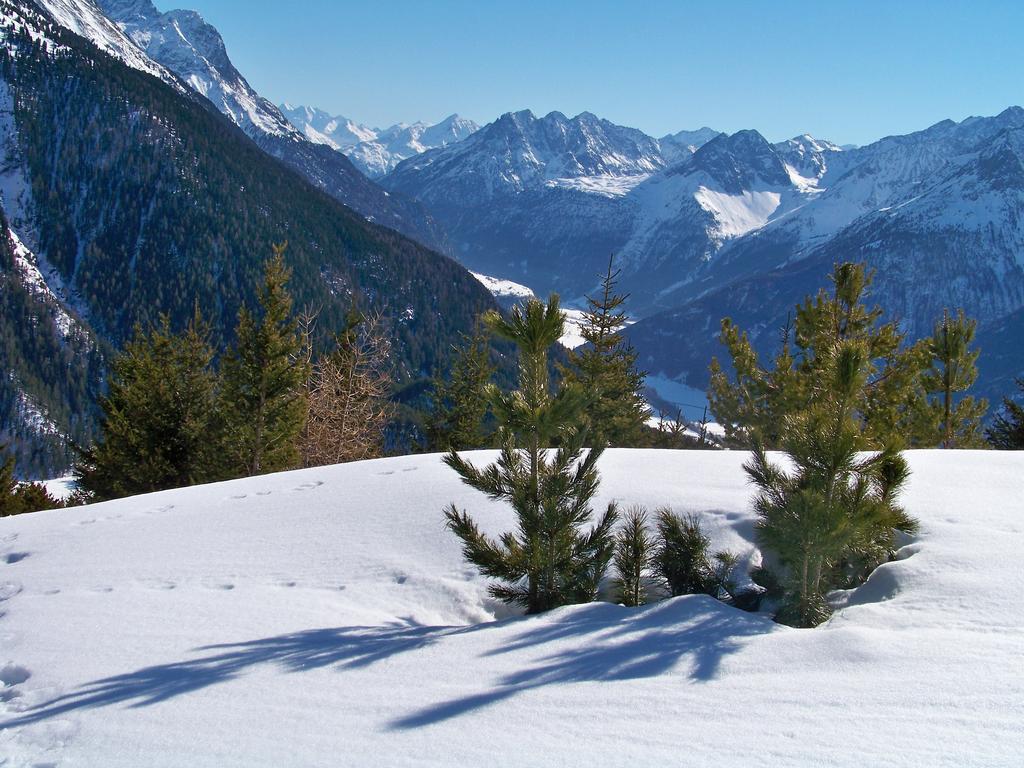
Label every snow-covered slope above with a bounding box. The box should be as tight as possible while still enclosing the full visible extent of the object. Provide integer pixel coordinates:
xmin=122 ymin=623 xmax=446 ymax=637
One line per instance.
xmin=33 ymin=0 xmax=179 ymax=88
xmin=97 ymin=0 xmax=290 ymax=136
xmin=1 ymin=450 xmax=1022 ymax=766
xmin=281 ymin=105 xmax=480 ymax=178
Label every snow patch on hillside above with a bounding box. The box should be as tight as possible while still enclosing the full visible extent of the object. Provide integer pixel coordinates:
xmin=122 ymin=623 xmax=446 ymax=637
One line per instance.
xmin=471 ymin=271 xmax=534 ymax=300
xmin=695 ymin=187 xmax=782 ymax=238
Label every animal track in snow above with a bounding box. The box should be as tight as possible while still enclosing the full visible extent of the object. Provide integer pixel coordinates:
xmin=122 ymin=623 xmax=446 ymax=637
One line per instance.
xmin=0 ymin=581 xmax=23 ymax=601
xmin=293 ymin=480 xmax=324 ymax=492
xmin=3 ymin=552 xmax=29 ymax=564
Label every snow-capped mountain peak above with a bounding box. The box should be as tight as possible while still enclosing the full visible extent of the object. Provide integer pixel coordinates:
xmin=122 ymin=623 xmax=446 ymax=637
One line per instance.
xmin=96 ymin=0 xmax=295 ymax=138
xmin=281 ymin=106 xmax=479 ymax=178
xmin=33 ymin=0 xmax=180 ymax=88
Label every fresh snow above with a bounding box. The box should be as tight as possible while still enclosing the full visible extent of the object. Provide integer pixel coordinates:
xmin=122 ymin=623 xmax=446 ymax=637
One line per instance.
xmin=693 ymin=187 xmax=783 ymax=238
xmin=33 ymin=0 xmax=180 ymax=91
xmin=470 ymin=271 xmax=535 ymax=300
xmin=1 ymin=450 xmax=1021 ymax=767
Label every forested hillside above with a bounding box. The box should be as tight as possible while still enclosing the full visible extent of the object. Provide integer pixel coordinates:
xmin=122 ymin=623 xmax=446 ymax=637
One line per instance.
xmin=0 ymin=2 xmax=496 ymax=475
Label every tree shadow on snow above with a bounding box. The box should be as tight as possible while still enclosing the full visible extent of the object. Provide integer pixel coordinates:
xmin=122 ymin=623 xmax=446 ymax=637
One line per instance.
xmin=3 ymin=598 xmax=775 ymax=730
xmin=390 ymin=597 xmax=775 ymax=729
xmin=1 ymin=619 xmax=446 ymax=728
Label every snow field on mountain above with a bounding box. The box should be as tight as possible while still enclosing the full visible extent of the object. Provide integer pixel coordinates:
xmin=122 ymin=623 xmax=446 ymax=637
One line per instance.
xmin=1 ymin=450 xmax=1022 ymax=767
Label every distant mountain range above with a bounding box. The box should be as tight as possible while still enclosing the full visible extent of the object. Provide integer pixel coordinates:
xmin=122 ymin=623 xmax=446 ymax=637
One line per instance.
xmin=382 ymin=106 xmax=1024 ymax=407
xmin=280 ymin=105 xmax=478 ymax=178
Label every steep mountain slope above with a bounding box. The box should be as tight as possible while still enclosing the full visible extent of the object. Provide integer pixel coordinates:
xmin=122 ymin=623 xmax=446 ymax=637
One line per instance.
xmin=0 ymin=0 xmax=496 ymax=472
xmin=281 ymin=105 xmax=478 ymax=178
xmin=90 ymin=0 xmax=447 ymax=251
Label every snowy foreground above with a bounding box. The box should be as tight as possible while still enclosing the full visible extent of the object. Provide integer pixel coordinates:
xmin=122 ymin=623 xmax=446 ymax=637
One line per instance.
xmin=1 ymin=450 xmax=1022 ymax=767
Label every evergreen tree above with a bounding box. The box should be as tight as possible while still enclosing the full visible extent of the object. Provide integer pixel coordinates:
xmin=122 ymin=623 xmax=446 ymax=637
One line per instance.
xmin=427 ymin=323 xmax=494 ymax=451
xmin=654 ymin=509 xmax=714 ymax=597
xmin=613 ymin=507 xmax=653 ymax=607
xmin=442 ymin=296 xmax=619 ymax=614
xmin=987 ymin=378 xmax=1024 ymax=449
xmin=744 ymin=341 xmax=917 ymax=627
xmin=710 ymin=263 xmax=929 ymax=448
xmin=921 ymin=309 xmax=987 ymax=448
xmin=221 ymin=245 xmax=309 ymax=476
xmin=561 ymin=255 xmax=650 ymax=446
xmin=302 ymin=307 xmax=393 ymax=466
xmin=76 ymin=313 xmax=222 ymax=500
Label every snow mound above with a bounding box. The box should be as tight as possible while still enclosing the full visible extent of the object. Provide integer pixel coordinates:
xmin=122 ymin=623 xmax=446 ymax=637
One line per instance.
xmin=0 ymin=450 xmax=1021 ymax=766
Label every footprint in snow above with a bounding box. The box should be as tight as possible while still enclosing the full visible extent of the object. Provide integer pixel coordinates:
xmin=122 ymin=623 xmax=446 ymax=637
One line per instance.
xmin=279 ymin=581 xmax=297 ymax=588
xmin=43 ymin=588 xmax=60 ymax=596
xmin=3 ymin=552 xmax=29 ymax=564
xmin=379 ymin=470 xmax=395 ymax=476
xmin=77 ymin=519 xmax=97 ymax=526
xmin=0 ymin=663 xmax=31 ymax=688
xmin=256 ymin=491 xmax=272 ymax=497
xmin=402 ymin=467 xmax=418 ymax=473
xmin=230 ymin=494 xmax=248 ymax=499
xmin=293 ymin=480 xmax=324 ymax=491
xmin=0 ymin=582 xmax=23 ymax=601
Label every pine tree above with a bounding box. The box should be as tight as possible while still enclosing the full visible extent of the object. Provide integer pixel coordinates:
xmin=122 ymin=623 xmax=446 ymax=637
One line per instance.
xmin=561 ymin=255 xmax=650 ymax=447
xmin=708 ymin=313 xmax=804 ymax=447
xmin=302 ymin=307 xmax=393 ymax=466
xmin=710 ymin=263 xmax=929 ymax=448
xmin=654 ymin=509 xmax=714 ymax=597
xmin=427 ymin=323 xmax=494 ymax=451
xmin=921 ymin=309 xmax=987 ymax=448
xmin=744 ymin=341 xmax=917 ymax=627
xmin=442 ymin=296 xmax=619 ymax=614
xmin=987 ymin=378 xmax=1024 ymax=449
xmin=76 ymin=313 xmax=222 ymax=500
xmin=221 ymin=245 xmax=309 ymax=476
xmin=0 ymin=447 xmax=19 ymax=517
xmin=613 ymin=507 xmax=653 ymax=606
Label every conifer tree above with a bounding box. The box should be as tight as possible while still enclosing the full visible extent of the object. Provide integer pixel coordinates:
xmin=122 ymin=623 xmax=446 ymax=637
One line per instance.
xmin=76 ymin=313 xmax=222 ymax=500
xmin=561 ymin=255 xmax=650 ymax=447
xmin=443 ymin=296 xmax=619 ymax=614
xmin=710 ymin=263 xmax=929 ymax=447
xmin=0 ymin=447 xmax=20 ymax=517
xmin=921 ymin=309 xmax=987 ymax=448
xmin=987 ymin=378 xmax=1024 ymax=449
xmin=614 ymin=507 xmax=653 ymax=606
xmin=744 ymin=341 xmax=917 ymax=627
xmin=427 ymin=323 xmax=494 ymax=451
xmin=654 ymin=509 xmax=714 ymax=597
xmin=302 ymin=307 xmax=393 ymax=466
xmin=221 ymin=245 xmax=309 ymax=476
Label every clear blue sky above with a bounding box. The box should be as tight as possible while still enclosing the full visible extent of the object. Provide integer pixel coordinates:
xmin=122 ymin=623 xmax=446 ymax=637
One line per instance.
xmin=162 ymin=0 xmax=1024 ymax=146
